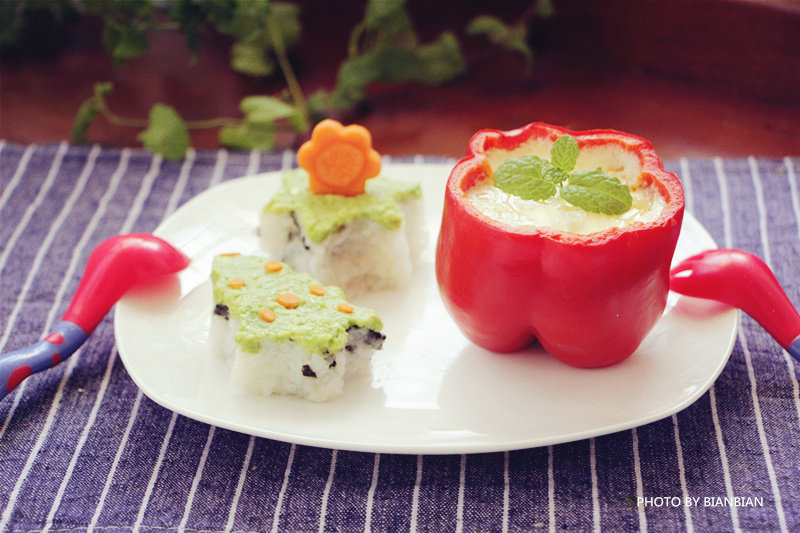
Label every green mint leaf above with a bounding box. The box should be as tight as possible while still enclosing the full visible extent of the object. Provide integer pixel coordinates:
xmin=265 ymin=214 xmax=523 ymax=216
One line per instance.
xmin=560 ymin=169 xmax=633 ymax=215
xmin=493 ymin=156 xmax=558 ymax=201
xmin=138 ymin=104 xmax=190 ymax=160
xmin=550 ymin=135 xmax=579 ymax=172
xmin=542 ymin=165 xmax=569 ymax=185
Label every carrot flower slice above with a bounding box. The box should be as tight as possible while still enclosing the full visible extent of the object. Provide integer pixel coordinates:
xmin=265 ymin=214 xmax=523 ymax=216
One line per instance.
xmin=297 ymin=119 xmax=382 ymax=196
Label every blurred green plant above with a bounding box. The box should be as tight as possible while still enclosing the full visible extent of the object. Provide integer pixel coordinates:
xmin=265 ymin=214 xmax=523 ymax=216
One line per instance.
xmin=2 ymin=0 xmax=552 ymax=159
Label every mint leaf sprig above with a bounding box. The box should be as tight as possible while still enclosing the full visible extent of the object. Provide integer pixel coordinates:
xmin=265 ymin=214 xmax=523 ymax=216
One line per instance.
xmin=73 ymin=83 xmax=306 ymax=160
xmin=64 ymin=0 xmax=553 ymax=159
xmin=492 ymin=135 xmax=633 ymax=215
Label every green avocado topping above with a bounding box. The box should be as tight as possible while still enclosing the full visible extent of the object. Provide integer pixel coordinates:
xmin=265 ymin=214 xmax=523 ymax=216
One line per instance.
xmin=211 ymin=254 xmax=382 ymax=355
xmin=264 ymin=169 xmax=422 ymax=243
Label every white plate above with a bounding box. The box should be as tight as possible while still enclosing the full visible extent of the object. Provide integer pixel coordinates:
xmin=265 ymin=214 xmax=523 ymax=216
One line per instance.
xmin=114 ymin=163 xmax=738 ymax=454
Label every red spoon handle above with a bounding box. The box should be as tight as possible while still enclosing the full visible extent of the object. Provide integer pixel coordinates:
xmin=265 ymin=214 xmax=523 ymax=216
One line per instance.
xmin=1 ymin=233 xmax=189 ymax=401
xmin=62 ymin=233 xmax=190 ymax=333
xmin=670 ymin=249 xmax=800 ymax=349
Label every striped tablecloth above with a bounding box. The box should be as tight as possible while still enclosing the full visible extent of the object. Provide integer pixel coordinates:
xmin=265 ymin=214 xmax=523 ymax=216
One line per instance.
xmin=1 ymin=141 xmax=799 ymax=532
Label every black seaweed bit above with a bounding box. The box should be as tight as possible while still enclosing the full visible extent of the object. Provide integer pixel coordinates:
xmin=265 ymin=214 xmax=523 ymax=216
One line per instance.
xmin=214 ymin=304 xmax=230 ymax=320
xmin=344 ymin=327 xmax=386 ymax=350
xmin=287 ymin=226 xmax=299 ymax=244
xmin=302 ymin=365 xmax=317 ymax=378
xmin=366 ymin=330 xmax=386 ymax=348
xmin=329 ymin=359 xmax=337 ymax=368
xmin=290 ymin=211 xmax=311 ymax=250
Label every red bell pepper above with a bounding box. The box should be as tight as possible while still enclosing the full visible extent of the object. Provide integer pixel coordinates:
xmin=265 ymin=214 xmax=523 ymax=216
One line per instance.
xmin=435 ymin=122 xmax=685 ymax=367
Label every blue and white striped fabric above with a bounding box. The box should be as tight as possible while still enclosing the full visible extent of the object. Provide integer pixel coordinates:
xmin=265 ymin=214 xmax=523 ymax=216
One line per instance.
xmin=1 ymin=141 xmax=799 ymax=532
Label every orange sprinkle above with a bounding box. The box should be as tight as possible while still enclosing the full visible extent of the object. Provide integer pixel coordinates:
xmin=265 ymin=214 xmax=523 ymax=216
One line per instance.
xmin=309 ymin=284 xmax=325 ymax=296
xmin=337 ymin=303 xmax=354 ymax=314
xmin=219 ymin=252 xmax=241 ymax=257
xmin=276 ymin=292 xmax=301 ymax=309
xmin=228 ymin=278 xmax=246 ymax=288
xmin=264 ymin=259 xmax=283 ymax=273
xmin=258 ymin=308 xmax=277 ymax=323
xmin=297 ymin=119 xmax=381 ymax=197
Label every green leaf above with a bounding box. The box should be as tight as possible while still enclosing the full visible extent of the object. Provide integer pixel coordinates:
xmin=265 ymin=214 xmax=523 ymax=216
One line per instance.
xmin=93 ymin=81 xmax=114 ymax=99
xmin=71 ymin=99 xmax=102 ymax=145
xmin=231 ymin=41 xmax=274 ymax=76
xmin=240 ymin=95 xmax=296 ymax=123
xmin=219 ymin=122 xmax=276 ymax=151
xmin=138 ymin=104 xmax=190 ymax=160
xmin=327 ymin=48 xmax=383 ymax=109
xmin=550 ymin=135 xmax=579 ymax=172
xmin=360 ymin=0 xmax=415 ymax=47
xmin=224 ymin=1 xmax=300 ymax=77
xmin=363 ymin=0 xmax=408 ymax=29
xmin=96 ymin=0 xmax=153 ymax=63
xmin=414 ymin=32 xmax=466 ymax=85
xmin=166 ymin=1 xmax=202 ymax=48
xmin=101 ymin=24 xmax=121 ymax=57
xmin=269 ymin=2 xmax=301 ymax=48
xmin=560 ymin=169 xmax=633 ymax=215
xmin=466 ymin=15 xmax=533 ymax=71
xmin=466 ymin=15 xmax=510 ymax=39
xmin=534 ymin=0 xmax=555 ymax=18
xmin=202 ymin=0 xmax=241 ymax=34
xmin=71 ymin=82 xmax=114 ymax=145
xmin=328 ymin=31 xmax=465 ymax=110
xmin=493 ymin=156 xmax=558 ymax=201
xmin=106 ymin=24 xmax=150 ymax=63
xmin=238 ymin=95 xmax=306 ymax=133
xmin=306 ymin=89 xmax=333 ymax=120
xmin=226 ymin=0 xmax=265 ymax=42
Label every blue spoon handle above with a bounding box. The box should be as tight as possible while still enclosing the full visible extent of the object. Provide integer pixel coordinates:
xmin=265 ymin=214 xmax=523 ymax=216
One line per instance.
xmin=0 ymin=321 xmax=89 ymax=400
xmin=788 ymin=336 xmax=800 ymax=363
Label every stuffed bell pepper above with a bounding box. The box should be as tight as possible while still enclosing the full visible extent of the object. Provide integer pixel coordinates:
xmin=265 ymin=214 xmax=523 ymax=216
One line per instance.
xmin=435 ymin=122 xmax=684 ymax=367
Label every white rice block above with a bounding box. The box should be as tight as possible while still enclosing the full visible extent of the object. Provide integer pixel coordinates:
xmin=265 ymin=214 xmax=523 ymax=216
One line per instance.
xmin=211 ymin=313 xmax=384 ymax=402
xmin=260 ymin=196 xmax=426 ymax=295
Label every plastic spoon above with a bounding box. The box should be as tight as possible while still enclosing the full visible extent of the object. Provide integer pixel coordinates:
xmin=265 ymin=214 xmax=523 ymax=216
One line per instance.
xmin=0 ymin=233 xmax=190 ymax=400
xmin=670 ymin=248 xmax=800 ymax=360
